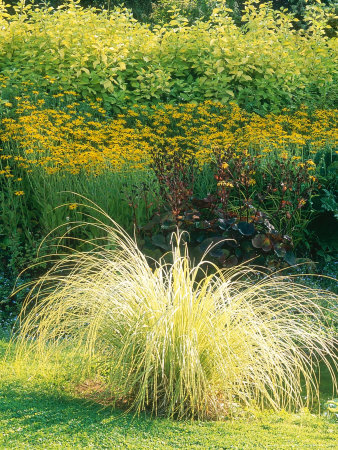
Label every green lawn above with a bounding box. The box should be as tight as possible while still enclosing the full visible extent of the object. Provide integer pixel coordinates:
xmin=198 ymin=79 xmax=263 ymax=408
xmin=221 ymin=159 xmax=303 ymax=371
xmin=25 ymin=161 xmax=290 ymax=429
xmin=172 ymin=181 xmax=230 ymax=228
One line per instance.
xmin=0 ymin=335 xmax=337 ymax=449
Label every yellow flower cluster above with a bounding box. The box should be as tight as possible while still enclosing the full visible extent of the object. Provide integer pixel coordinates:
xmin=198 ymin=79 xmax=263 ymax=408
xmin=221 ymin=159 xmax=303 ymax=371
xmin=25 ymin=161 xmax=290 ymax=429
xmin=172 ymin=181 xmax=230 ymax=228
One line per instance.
xmin=0 ymin=99 xmax=150 ymax=175
xmin=0 ymin=96 xmax=336 ymax=177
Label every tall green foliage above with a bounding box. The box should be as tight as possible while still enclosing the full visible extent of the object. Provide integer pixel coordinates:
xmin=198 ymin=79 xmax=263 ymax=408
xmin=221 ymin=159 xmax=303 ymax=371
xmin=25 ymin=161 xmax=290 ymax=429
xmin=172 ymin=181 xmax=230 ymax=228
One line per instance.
xmin=0 ymin=0 xmax=336 ymax=113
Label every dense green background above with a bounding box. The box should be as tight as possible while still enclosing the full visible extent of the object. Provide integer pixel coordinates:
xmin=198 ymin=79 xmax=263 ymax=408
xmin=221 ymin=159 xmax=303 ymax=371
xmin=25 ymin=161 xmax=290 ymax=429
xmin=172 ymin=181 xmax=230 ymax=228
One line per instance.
xmin=4 ymin=1 xmax=337 ymax=23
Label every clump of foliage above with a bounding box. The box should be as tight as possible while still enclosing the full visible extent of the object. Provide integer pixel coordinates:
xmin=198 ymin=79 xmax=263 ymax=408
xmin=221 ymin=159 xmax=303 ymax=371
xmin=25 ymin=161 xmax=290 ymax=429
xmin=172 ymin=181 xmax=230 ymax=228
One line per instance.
xmin=323 ymin=398 xmax=338 ymax=420
xmin=140 ymin=142 xmax=319 ymax=269
xmin=150 ymin=0 xmax=219 ymax=24
xmin=0 ymin=0 xmax=336 ymax=113
xmin=15 ymin=201 xmax=337 ymax=419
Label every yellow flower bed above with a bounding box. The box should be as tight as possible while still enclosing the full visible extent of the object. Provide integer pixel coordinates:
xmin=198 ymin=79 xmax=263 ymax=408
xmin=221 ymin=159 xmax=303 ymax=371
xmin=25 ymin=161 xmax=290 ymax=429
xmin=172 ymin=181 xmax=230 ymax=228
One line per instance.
xmin=0 ymin=96 xmax=337 ymax=176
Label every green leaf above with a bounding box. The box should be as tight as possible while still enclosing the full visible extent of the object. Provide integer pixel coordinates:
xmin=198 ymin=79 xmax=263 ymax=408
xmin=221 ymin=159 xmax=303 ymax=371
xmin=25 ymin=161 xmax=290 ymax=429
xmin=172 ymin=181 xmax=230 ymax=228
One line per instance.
xmin=284 ymin=251 xmax=296 ymax=266
xmin=252 ymin=234 xmax=272 ymax=252
xmin=237 ymin=222 xmax=255 ymax=236
xmin=151 ymin=234 xmax=169 ymax=251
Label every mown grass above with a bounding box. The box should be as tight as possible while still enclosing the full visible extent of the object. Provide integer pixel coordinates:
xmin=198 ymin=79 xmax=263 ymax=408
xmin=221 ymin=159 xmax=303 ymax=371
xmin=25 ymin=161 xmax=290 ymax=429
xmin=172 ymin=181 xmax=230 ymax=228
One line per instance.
xmin=0 ymin=334 xmax=337 ymax=449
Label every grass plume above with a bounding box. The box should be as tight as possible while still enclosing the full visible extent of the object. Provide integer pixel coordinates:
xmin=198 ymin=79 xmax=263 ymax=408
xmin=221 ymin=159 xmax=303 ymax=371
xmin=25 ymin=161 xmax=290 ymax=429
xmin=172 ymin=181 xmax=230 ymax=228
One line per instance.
xmin=14 ymin=198 xmax=337 ymax=420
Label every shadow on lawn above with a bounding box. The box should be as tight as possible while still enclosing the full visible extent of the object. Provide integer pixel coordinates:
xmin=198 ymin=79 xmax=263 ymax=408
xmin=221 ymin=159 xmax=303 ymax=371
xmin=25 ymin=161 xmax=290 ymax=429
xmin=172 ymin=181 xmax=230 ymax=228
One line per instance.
xmin=0 ymin=381 xmax=160 ymax=438
xmin=0 ymin=329 xmax=336 ymax=448
xmin=0 ymin=377 xmax=337 ymax=449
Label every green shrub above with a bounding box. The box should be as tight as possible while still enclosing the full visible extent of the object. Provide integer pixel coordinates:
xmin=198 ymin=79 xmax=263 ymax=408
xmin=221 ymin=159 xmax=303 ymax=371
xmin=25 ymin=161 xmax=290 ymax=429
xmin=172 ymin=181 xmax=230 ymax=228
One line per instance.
xmin=15 ymin=203 xmax=337 ymax=419
xmin=0 ymin=0 xmax=336 ymax=113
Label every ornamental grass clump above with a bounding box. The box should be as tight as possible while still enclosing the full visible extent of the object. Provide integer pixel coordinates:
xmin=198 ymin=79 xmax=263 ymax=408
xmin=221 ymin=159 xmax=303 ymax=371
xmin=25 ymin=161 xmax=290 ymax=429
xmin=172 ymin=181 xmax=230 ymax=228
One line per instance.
xmin=15 ymin=201 xmax=337 ymax=420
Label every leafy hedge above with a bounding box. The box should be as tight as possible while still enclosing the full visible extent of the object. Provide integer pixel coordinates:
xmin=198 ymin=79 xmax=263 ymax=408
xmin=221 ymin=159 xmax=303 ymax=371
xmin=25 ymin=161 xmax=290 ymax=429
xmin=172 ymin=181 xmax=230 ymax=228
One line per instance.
xmin=0 ymin=0 xmax=336 ymax=113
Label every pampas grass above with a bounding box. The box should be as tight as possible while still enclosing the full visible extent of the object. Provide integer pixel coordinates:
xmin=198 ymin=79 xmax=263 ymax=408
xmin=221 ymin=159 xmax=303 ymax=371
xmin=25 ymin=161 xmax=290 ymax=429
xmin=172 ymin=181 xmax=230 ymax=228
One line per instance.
xmin=14 ymin=197 xmax=337 ymax=420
